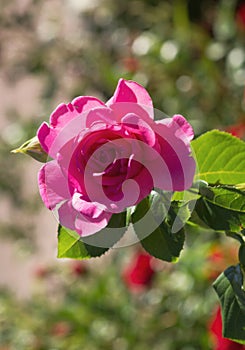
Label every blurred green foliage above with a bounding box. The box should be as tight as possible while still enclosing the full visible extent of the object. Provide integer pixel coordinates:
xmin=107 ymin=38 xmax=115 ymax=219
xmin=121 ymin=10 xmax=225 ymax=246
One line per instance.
xmin=0 ymin=237 xmax=229 ymax=350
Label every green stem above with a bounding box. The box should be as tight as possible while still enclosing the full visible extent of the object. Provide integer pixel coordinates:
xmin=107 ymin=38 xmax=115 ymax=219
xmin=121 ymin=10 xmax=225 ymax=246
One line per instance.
xmin=187 ymin=188 xmax=199 ymax=195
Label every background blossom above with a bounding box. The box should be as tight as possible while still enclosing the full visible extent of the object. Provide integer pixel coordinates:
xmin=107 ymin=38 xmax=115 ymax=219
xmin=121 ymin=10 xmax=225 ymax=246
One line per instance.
xmin=122 ymin=250 xmax=156 ymax=292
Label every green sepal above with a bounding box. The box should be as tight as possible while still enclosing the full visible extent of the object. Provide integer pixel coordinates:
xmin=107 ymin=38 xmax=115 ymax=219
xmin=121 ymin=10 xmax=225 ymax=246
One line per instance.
xmin=11 ymin=136 xmax=48 ymax=163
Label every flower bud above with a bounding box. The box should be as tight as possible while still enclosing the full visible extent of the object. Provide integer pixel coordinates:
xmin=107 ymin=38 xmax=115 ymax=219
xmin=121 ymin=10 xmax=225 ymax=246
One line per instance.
xmin=11 ymin=136 xmax=48 ymax=163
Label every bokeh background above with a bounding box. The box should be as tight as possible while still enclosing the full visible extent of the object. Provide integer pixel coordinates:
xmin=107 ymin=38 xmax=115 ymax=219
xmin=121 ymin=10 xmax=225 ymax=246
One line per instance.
xmin=0 ymin=0 xmax=245 ymax=349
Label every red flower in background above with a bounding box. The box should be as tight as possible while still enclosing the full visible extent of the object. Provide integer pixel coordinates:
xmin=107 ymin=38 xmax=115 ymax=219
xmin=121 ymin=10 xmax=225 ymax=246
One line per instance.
xmin=122 ymin=56 xmax=140 ymax=73
xmin=122 ymin=251 xmax=156 ymax=292
xmin=209 ymin=307 xmax=245 ymax=350
xmin=51 ymin=321 xmax=71 ymax=338
xmin=205 ymin=244 xmax=238 ymax=281
xmin=70 ymin=261 xmax=88 ymax=277
xmin=33 ymin=264 xmax=52 ymax=279
xmin=225 ymin=121 xmax=245 ymax=139
xmin=236 ymin=3 xmax=245 ymax=30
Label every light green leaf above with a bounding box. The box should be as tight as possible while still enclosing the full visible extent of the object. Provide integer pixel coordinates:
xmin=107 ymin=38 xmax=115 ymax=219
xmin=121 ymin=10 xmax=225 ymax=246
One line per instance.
xmin=57 ymin=211 xmax=127 ymax=259
xmin=192 ymin=130 xmax=245 ymax=184
xmin=213 ymin=264 xmax=245 ymax=344
xmin=171 ymin=189 xmax=200 ymax=202
xmin=57 ymin=225 xmax=100 ymax=259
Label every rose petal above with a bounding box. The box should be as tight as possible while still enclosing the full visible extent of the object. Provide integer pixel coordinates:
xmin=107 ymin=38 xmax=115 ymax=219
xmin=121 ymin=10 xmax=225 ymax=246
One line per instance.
xmin=85 ymin=107 xmax=115 ymax=128
xmin=121 ymin=113 xmax=156 ymax=146
xmin=38 ymin=161 xmax=70 ymax=210
xmin=172 ymin=115 xmax=194 ymax=141
xmin=38 ymin=97 xmax=105 ymax=157
xmin=58 ymin=201 xmax=77 ymax=231
xmin=51 ymin=98 xmax=105 ymax=130
xmin=107 ymin=79 xmax=153 ymax=107
xmin=72 ymin=96 xmax=105 ymax=114
xmin=131 ymin=167 xmax=153 ymax=202
xmin=50 ymin=103 xmax=76 ymax=129
xmin=74 ymin=209 xmax=112 ymax=237
xmin=37 ymin=122 xmax=56 ymax=154
xmin=107 ymin=79 xmax=154 ymax=120
xmin=72 ymin=193 xmax=106 ymax=219
xmin=58 ymin=200 xmax=112 ymax=237
xmin=155 ymin=123 xmax=196 ymax=191
xmin=157 ymin=115 xmax=194 ymax=149
xmin=41 ymin=114 xmax=90 ymax=159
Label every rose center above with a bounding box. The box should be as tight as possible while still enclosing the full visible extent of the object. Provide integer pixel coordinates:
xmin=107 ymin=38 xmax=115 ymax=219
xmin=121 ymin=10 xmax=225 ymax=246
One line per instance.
xmin=97 ymin=148 xmax=115 ymax=164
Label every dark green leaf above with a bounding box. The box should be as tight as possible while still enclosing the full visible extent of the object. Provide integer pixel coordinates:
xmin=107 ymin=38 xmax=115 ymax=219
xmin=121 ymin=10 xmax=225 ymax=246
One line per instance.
xmin=192 ymin=131 xmax=245 ymax=184
xmin=199 ymin=185 xmax=245 ymax=213
xmin=81 ymin=211 xmax=128 ymax=249
xmin=194 ymin=197 xmax=245 ymax=232
xmin=239 ymin=245 xmax=245 ymax=267
xmin=151 ymin=191 xmax=191 ymax=232
xmin=213 ymin=264 xmax=245 ymax=344
xmin=57 ymin=211 xmax=127 ymax=259
xmin=132 ymin=196 xmax=185 ymax=262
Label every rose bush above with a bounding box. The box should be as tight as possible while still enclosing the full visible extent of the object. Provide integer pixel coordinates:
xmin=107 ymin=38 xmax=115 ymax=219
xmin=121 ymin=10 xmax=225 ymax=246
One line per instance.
xmin=37 ymin=79 xmax=195 ymax=236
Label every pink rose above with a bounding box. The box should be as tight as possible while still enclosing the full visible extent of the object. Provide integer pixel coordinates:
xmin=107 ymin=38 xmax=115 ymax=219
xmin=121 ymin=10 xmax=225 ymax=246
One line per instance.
xmin=37 ymin=79 xmax=195 ymax=236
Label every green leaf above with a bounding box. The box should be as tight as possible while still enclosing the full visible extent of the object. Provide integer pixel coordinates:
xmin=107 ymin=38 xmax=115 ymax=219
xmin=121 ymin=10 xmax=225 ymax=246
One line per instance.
xmin=132 ymin=196 xmax=185 ymax=262
xmin=11 ymin=136 xmax=48 ymax=163
xmin=194 ymin=197 xmax=245 ymax=232
xmin=192 ymin=130 xmax=245 ymax=184
xmin=193 ymin=183 xmax=245 ymax=232
xmin=171 ymin=189 xmax=200 ymax=202
xmin=151 ymin=191 xmax=191 ymax=231
xmin=58 ymin=226 xmax=98 ymax=259
xmin=213 ymin=264 xmax=245 ymax=344
xmin=81 ymin=211 xmax=128 ymax=249
xmin=57 ymin=211 xmax=127 ymax=259
xmin=199 ymin=185 xmax=245 ymax=213
xmin=239 ymin=245 xmax=245 ymax=267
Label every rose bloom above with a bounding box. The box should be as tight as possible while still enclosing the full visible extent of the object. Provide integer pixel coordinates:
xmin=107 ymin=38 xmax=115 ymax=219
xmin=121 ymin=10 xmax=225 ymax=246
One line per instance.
xmin=209 ymin=307 xmax=245 ymax=350
xmin=38 ymin=79 xmax=195 ymax=236
xmin=122 ymin=251 xmax=155 ymax=292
